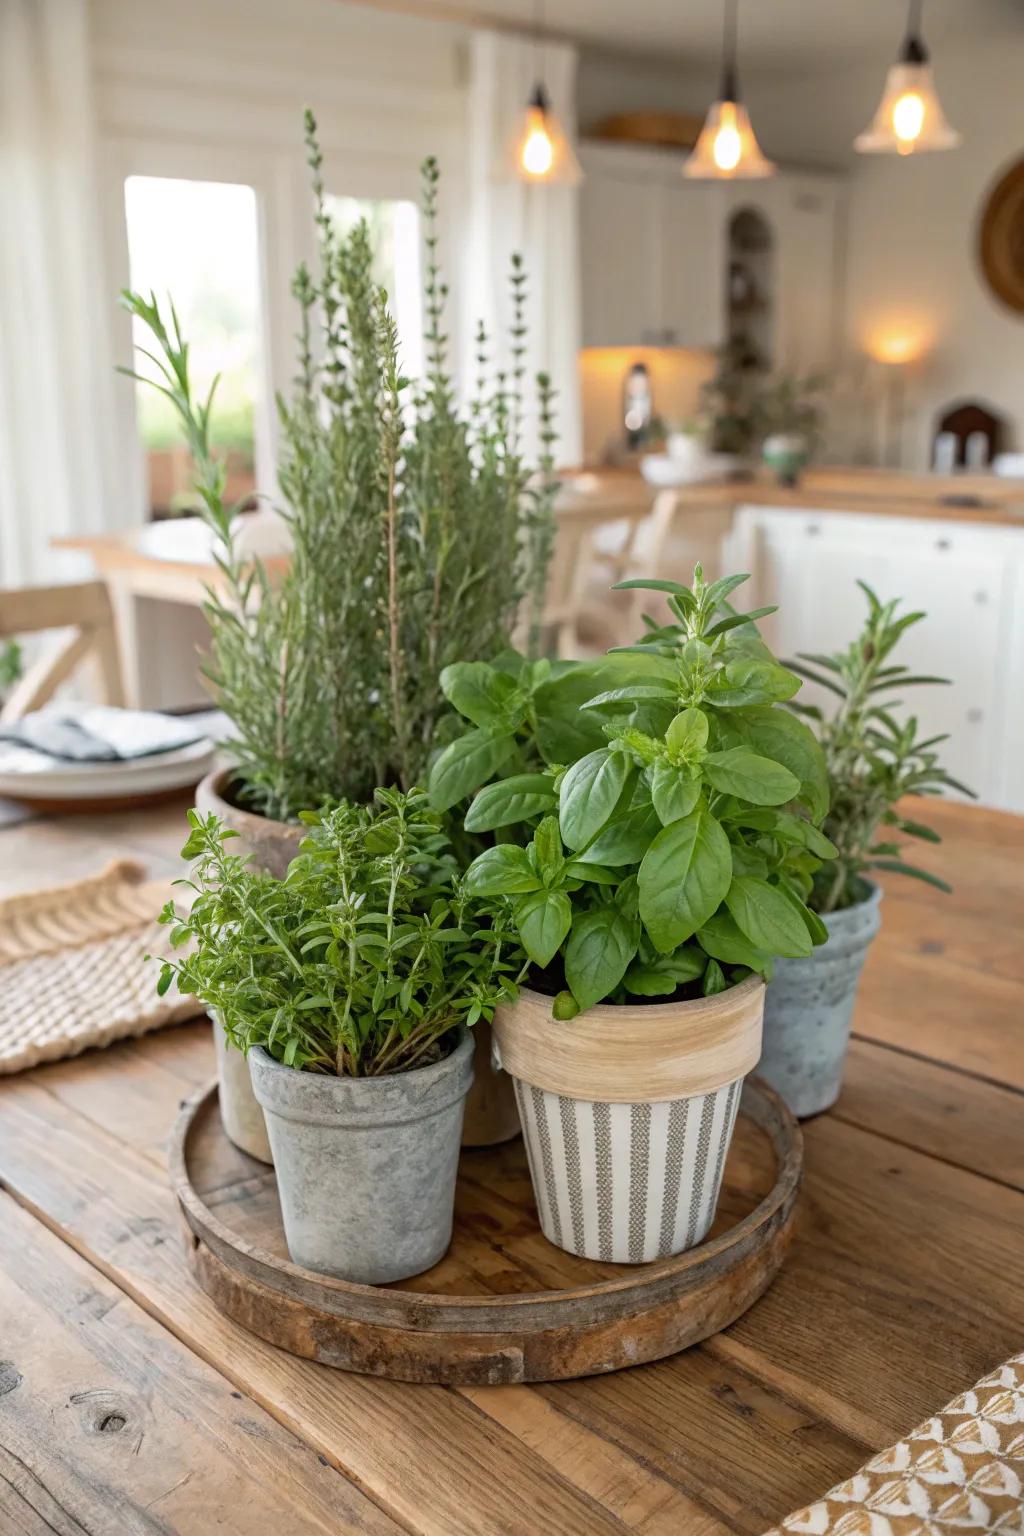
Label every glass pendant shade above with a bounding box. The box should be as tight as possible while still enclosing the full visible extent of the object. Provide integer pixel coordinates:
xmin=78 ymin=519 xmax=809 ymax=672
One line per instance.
xmin=684 ymin=98 xmax=776 ymax=180
xmin=513 ymin=84 xmax=582 ymax=186
xmin=855 ymin=60 xmax=961 ymax=155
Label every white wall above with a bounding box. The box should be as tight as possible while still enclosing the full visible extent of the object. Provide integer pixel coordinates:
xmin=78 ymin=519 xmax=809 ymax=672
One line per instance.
xmin=842 ymin=39 xmax=1024 ymax=469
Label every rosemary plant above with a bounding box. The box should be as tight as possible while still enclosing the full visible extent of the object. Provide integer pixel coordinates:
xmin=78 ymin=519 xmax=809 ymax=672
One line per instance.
xmin=158 ymin=789 xmax=525 ymax=1076
xmin=121 ymin=112 xmax=556 ymax=822
xmin=788 ymin=581 xmax=974 ymax=913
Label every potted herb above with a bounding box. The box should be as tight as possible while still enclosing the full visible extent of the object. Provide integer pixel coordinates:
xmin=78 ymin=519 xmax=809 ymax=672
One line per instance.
xmin=759 ymin=582 xmax=973 ymax=1117
xmin=124 ymin=116 xmax=555 ymax=1148
xmin=432 ymin=566 xmax=833 ymax=1263
xmin=159 ymin=790 xmax=522 ymax=1283
xmin=755 ymin=372 xmax=826 ymax=486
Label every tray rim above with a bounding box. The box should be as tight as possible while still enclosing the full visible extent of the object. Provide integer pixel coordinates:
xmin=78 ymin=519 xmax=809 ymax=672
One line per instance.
xmin=170 ymin=1073 xmax=802 ymax=1337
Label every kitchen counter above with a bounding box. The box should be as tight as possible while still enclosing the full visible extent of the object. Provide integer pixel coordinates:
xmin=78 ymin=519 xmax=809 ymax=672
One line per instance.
xmin=560 ymin=465 xmax=1024 ymax=528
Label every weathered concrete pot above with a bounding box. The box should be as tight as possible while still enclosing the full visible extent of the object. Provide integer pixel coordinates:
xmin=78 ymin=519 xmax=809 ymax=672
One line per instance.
xmin=492 ymin=977 xmax=764 ymax=1264
xmin=461 ymin=1022 xmax=521 ymax=1147
xmin=195 ymin=767 xmax=304 ymax=879
xmin=212 ymin=1019 xmax=272 ymax=1164
xmin=759 ymin=884 xmax=883 ymax=1119
xmin=249 ymin=1031 xmax=474 ymax=1283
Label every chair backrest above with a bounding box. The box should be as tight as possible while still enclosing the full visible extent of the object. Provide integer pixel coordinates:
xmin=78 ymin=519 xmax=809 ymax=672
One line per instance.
xmin=0 ymin=581 xmax=124 ymax=723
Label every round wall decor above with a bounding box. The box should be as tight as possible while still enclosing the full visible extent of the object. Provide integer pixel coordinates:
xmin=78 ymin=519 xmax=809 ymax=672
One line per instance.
xmin=979 ymin=158 xmax=1024 ymax=316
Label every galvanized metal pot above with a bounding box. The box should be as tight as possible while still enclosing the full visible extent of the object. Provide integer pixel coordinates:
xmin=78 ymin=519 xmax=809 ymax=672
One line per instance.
xmin=492 ymin=978 xmax=764 ymax=1264
xmin=759 ymin=884 xmax=883 ymax=1119
xmin=249 ymin=1031 xmax=474 ymax=1284
xmin=213 ymin=1018 xmax=272 ymax=1164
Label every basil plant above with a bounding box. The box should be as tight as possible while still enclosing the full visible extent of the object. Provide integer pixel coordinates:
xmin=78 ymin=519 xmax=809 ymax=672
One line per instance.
xmin=430 ymin=567 xmax=836 ymax=1020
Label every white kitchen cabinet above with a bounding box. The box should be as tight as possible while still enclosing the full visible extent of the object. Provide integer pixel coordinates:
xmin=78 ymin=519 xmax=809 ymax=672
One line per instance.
xmin=731 ymin=505 xmax=1024 ymax=809
xmin=578 ymin=142 xmax=842 ymax=372
xmin=579 ymin=142 xmax=723 ymax=350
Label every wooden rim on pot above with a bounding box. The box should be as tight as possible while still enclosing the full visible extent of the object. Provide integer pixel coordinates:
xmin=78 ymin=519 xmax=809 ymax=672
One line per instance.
xmin=492 ymin=975 xmax=764 ymax=1103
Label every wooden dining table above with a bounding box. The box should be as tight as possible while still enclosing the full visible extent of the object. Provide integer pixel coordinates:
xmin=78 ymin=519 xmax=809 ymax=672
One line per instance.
xmin=0 ymin=795 xmax=1021 ymax=1534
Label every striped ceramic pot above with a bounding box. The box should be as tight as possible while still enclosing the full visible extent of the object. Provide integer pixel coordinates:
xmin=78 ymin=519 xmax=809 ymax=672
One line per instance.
xmin=492 ymin=976 xmax=764 ymax=1264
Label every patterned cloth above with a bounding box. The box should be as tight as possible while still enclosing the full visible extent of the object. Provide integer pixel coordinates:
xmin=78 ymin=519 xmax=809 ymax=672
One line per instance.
xmin=767 ymin=1354 xmax=1024 ymax=1535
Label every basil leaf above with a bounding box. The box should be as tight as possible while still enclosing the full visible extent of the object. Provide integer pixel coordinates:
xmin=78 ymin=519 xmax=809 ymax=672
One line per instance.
xmin=532 ymin=815 xmax=564 ymax=886
xmin=769 ymin=812 xmax=838 ymax=859
xmin=563 ymin=861 xmax=619 ymax=884
xmin=463 ymin=844 xmax=542 ymax=897
xmin=638 ymin=806 xmax=732 ymax=953
xmin=428 ymin=728 xmax=516 ymax=813
xmin=515 ymin=890 xmax=572 ymax=968
xmin=581 ymin=684 xmax=677 ymax=712
xmin=564 ymin=906 xmax=640 ymax=1010
xmin=559 ymin=749 xmax=634 ymax=852
xmin=721 ymin=708 xmax=830 ymax=822
xmin=622 ymin=964 xmax=678 ymax=997
xmin=650 ymin=763 xmax=702 ymax=826
xmin=697 ymin=910 xmax=771 ymax=971
xmin=703 ymin=747 xmax=801 ymax=807
xmin=665 ymin=707 xmax=709 ymax=755
xmin=440 ymin=662 xmax=523 ymax=729
xmin=572 ymin=802 xmax=661 ymax=866
xmin=464 ymin=774 xmax=557 ymax=832
xmin=702 ymin=959 xmax=728 ymax=996
xmin=725 ymin=875 xmax=813 ymax=958
xmin=707 ymin=659 xmax=801 ymax=708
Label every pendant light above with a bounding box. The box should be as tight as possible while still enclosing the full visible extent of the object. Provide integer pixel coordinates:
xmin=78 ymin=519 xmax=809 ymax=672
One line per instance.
xmin=684 ymin=0 xmax=775 ymax=181
xmin=855 ymin=0 xmax=961 ymax=156
xmin=513 ymin=0 xmax=582 ymax=186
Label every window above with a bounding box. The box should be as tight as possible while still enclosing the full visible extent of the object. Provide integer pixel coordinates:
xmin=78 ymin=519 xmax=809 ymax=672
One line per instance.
xmin=123 ymin=176 xmax=264 ymax=519
xmin=324 ymin=196 xmax=424 ymax=381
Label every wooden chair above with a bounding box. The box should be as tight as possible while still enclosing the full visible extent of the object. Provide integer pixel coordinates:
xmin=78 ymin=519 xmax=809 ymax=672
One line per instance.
xmin=0 ymin=581 xmax=125 ymax=723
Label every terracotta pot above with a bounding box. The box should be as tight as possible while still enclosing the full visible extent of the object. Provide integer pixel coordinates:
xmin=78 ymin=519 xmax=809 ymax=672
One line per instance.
xmin=195 ymin=766 xmax=304 ymax=879
xmin=492 ymin=976 xmax=764 ymax=1264
xmin=759 ymin=884 xmax=883 ymax=1118
xmin=461 ymin=1022 xmax=521 ymax=1147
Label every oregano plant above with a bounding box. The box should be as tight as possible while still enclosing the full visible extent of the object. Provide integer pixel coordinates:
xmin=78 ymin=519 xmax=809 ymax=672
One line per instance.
xmin=787 ymin=581 xmax=974 ymax=913
xmin=121 ymin=112 xmax=556 ymax=822
xmin=433 ymin=566 xmax=837 ymax=1019
xmin=157 ymin=789 xmax=526 ymax=1076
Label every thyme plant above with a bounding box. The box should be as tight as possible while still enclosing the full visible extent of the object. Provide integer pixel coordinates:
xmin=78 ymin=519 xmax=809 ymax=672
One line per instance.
xmin=158 ymin=789 xmax=525 ymax=1076
xmin=788 ymin=581 xmax=973 ymax=913
xmin=434 ymin=567 xmax=836 ymax=1018
xmin=122 ymin=113 xmax=555 ymax=822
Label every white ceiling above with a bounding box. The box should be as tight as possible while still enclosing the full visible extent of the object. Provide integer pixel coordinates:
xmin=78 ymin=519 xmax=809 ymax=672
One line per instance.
xmin=383 ymin=0 xmax=1024 ymax=71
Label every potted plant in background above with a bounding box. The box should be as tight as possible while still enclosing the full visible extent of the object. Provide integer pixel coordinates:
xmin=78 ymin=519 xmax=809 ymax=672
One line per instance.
xmin=758 ymin=581 xmax=973 ymax=1118
xmin=158 ymin=790 xmax=523 ymax=1282
xmin=434 ymin=566 xmax=834 ymax=1262
xmin=756 ymin=372 xmax=827 ymax=486
xmin=125 ymin=115 xmax=556 ymax=1150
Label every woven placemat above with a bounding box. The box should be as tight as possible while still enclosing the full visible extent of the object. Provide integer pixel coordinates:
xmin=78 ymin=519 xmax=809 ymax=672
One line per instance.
xmin=0 ymin=859 xmax=202 ymax=1075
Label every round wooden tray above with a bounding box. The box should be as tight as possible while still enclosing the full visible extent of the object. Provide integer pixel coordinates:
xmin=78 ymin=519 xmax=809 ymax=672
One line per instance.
xmin=170 ymin=1076 xmax=802 ymax=1385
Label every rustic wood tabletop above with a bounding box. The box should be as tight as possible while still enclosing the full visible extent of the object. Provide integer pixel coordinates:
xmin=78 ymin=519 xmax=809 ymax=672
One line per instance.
xmin=0 ymin=795 xmax=1021 ymax=1535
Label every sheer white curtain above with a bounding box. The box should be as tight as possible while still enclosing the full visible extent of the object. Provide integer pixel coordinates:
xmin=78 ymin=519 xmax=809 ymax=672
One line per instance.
xmin=462 ymin=29 xmax=583 ymax=468
xmin=0 ymin=0 xmax=121 ymax=586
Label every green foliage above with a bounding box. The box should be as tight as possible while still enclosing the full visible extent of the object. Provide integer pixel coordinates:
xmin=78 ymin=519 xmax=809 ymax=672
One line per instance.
xmin=0 ymin=640 xmax=22 ymax=696
xmin=753 ymin=372 xmax=827 ymax=452
xmin=435 ymin=566 xmax=835 ymax=1017
xmin=788 ymin=581 xmax=974 ymax=913
xmin=120 ymin=112 xmax=556 ymax=822
xmin=158 ymin=789 xmax=525 ymax=1077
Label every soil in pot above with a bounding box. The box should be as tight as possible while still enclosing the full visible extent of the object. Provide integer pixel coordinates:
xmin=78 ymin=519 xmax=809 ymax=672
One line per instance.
xmin=492 ymin=977 xmax=764 ymax=1264
xmin=249 ymin=1030 xmax=475 ymax=1284
xmin=195 ymin=767 xmax=304 ymax=879
xmin=758 ymin=883 xmax=883 ymax=1119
